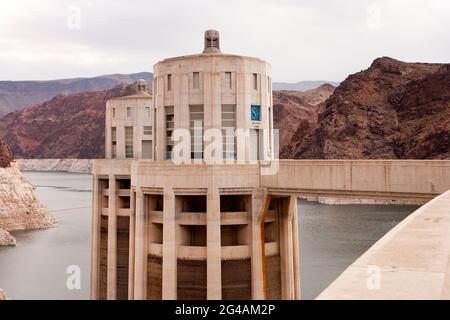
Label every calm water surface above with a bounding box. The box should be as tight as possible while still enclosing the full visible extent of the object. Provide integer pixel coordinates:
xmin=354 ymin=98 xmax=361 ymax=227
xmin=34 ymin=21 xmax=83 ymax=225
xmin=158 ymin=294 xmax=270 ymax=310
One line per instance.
xmin=0 ymin=172 xmax=418 ymax=299
xmin=0 ymin=172 xmax=91 ymax=299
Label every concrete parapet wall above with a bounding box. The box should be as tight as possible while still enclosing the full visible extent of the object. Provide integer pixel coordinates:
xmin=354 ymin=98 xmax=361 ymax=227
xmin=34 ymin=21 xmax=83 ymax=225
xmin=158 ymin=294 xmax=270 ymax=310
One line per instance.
xmin=93 ymin=159 xmax=450 ymax=203
xmin=264 ymin=160 xmax=450 ymax=204
xmin=317 ymin=190 xmax=450 ymax=300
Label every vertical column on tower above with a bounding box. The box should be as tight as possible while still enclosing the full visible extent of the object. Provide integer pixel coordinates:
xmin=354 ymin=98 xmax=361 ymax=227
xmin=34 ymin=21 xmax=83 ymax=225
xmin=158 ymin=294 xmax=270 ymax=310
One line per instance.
xmin=90 ymin=175 xmax=101 ymax=299
xmin=250 ymin=188 xmax=269 ymax=299
xmin=107 ymin=175 xmax=117 ymax=300
xmin=127 ymin=189 xmax=136 ymax=299
xmin=207 ymin=188 xmax=221 ymax=299
xmin=155 ymin=73 xmax=165 ymax=160
xmin=162 ymin=187 xmax=177 ymax=299
xmin=291 ymin=196 xmax=301 ymax=299
xmin=279 ymin=195 xmax=300 ymax=300
xmin=133 ymin=189 xmax=148 ymax=299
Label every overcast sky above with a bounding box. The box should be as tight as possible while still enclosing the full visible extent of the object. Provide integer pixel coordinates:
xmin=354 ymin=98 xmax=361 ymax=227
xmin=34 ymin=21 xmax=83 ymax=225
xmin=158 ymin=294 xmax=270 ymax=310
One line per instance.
xmin=0 ymin=0 xmax=449 ymax=82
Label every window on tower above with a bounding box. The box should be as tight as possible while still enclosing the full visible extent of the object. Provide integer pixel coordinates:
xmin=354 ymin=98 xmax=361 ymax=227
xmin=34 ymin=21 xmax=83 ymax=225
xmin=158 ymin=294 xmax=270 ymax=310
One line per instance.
xmin=225 ymin=72 xmax=232 ymax=89
xmin=193 ymin=72 xmax=200 ymax=89
xmin=111 ymin=127 xmax=117 ymax=159
xmin=253 ymin=73 xmax=258 ymax=90
xmin=167 ymin=74 xmax=172 ymax=91
xmin=125 ymin=126 xmax=133 ymax=158
xmin=143 ymin=126 xmax=152 ymax=136
xmin=251 ymin=105 xmax=261 ymax=121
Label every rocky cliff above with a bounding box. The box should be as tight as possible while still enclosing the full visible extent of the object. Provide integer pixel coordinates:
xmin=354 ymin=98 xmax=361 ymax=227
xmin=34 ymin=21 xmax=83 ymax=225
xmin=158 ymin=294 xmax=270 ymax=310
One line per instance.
xmin=0 ymin=288 xmax=9 ymax=300
xmin=0 ymin=84 xmax=138 ymax=159
xmin=0 ymin=72 xmax=152 ymax=116
xmin=0 ymin=138 xmax=12 ymax=168
xmin=286 ymin=57 xmax=450 ymax=159
xmin=0 ymin=138 xmax=56 ymax=246
xmin=16 ymin=159 xmax=92 ymax=173
xmin=273 ymin=84 xmax=335 ymax=158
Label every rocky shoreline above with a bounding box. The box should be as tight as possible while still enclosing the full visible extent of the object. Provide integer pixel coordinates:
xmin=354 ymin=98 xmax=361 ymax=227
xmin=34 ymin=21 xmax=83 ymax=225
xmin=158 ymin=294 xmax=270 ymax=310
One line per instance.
xmin=16 ymin=159 xmax=92 ymax=174
xmin=0 ymin=162 xmax=56 ymax=246
xmin=0 ymin=229 xmax=15 ymax=246
xmin=0 ymin=288 xmax=9 ymax=300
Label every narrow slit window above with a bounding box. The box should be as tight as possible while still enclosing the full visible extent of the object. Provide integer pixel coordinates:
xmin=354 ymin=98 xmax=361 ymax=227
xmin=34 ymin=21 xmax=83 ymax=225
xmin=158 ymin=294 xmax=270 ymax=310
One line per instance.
xmin=253 ymin=73 xmax=258 ymax=90
xmin=167 ymin=74 xmax=172 ymax=91
xmin=111 ymin=127 xmax=117 ymax=159
xmin=225 ymin=72 xmax=232 ymax=89
xmin=125 ymin=126 xmax=133 ymax=158
xmin=193 ymin=72 xmax=200 ymax=89
xmin=165 ymin=106 xmax=174 ymax=160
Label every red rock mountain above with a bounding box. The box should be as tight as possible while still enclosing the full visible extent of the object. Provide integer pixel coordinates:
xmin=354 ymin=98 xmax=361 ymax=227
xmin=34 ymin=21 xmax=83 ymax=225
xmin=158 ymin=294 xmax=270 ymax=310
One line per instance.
xmin=0 ymin=83 xmax=333 ymax=159
xmin=0 ymin=138 xmax=12 ymax=167
xmin=286 ymin=57 xmax=450 ymax=159
xmin=0 ymin=58 xmax=448 ymax=160
xmin=0 ymin=84 xmax=138 ymax=159
xmin=273 ymin=84 xmax=335 ymax=158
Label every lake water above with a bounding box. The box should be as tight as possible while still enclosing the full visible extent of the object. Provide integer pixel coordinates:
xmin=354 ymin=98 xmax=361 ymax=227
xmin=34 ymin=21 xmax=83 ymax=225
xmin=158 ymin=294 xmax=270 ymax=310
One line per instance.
xmin=0 ymin=172 xmax=418 ymax=300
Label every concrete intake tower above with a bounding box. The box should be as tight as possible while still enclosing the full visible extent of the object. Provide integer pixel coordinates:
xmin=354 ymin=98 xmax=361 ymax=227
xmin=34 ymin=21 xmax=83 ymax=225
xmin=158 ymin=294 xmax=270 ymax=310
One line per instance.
xmin=91 ymin=30 xmax=301 ymax=300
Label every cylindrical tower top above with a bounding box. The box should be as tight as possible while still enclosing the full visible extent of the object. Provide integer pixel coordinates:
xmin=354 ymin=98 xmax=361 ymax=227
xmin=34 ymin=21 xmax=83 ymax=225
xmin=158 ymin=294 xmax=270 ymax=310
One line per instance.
xmin=203 ymin=30 xmax=221 ymax=53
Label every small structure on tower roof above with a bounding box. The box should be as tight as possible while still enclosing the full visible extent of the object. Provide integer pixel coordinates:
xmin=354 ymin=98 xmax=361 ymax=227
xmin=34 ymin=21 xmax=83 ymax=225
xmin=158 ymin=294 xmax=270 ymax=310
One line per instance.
xmin=137 ymin=79 xmax=147 ymax=92
xmin=203 ymin=30 xmax=221 ymax=53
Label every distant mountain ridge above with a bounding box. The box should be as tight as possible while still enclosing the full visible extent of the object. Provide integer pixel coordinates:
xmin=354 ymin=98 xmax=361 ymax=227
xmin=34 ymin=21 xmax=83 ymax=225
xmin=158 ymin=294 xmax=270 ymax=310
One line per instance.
xmin=0 ymin=72 xmax=153 ymax=116
xmin=0 ymin=83 xmax=139 ymax=159
xmin=0 ymin=57 xmax=448 ymax=160
xmin=273 ymin=80 xmax=340 ymax=91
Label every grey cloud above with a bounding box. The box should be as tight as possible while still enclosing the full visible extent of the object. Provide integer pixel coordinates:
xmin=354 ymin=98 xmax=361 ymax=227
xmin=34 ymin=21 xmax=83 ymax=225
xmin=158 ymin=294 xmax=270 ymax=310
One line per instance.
xmin=0 ymin=0 xmax=448 ymax=81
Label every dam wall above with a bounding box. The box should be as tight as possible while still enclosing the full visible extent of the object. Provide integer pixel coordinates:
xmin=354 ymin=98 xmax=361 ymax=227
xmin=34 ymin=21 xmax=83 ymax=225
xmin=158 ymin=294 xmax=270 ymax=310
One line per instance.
xmin=264 ymin=160 xmax=450 ymax=204
xmin=14 ymin=159 xmax=450 ymax=204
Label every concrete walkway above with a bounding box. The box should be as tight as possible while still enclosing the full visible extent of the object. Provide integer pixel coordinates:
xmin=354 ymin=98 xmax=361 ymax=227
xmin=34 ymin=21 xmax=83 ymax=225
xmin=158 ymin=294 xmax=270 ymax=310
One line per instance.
xmin=317 ymin=190 xmax=450 ymax=300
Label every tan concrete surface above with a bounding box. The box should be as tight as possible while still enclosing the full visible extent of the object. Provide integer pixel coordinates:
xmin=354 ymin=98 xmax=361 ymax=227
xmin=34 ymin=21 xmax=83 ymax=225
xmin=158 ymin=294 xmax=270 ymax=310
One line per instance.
xmin=317 ymin=190 xmax=450 ymax=300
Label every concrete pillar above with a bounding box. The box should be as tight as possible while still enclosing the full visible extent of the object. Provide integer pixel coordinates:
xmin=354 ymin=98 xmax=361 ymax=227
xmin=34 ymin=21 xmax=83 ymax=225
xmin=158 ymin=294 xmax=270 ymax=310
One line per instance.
xmin=278 ymin=195 xmax=301 ymax=300
xmin=251 ymin=188 xmax=270 ymax=300
xmin=207 ymin=188 xmax=221 ymax=300
xmin=133 ymin=190 xmax=147 ymax=299
xmin=280 ymin=196 xmax=295 ymax=300
xmin=291 ymin=196 xmax=301 ymax=300
xmin=128 ymin=190 xmax=136 ymax=300
xmin=235 ymin=73 xmax=247 ymax=162
xmin=155 ymin=76 xmax=165 ymax=161
xmin=107 ymin=176 xmax=117 ymax=300
xmin=162 ymin=187 xmax=177 ymax=299
xmin=90 ymin=176 xmax=101 ymax=299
